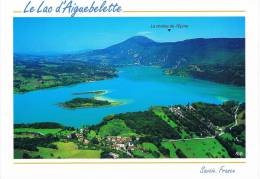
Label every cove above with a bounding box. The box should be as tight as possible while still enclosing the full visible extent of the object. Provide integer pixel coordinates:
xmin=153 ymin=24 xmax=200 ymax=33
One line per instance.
xmin=14 ymin=66 xmax=245 ymax=128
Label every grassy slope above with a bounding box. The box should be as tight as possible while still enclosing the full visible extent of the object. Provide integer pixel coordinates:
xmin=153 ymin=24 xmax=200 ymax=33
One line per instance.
xmin=141 ymin=142 xmax=159 ymax=152
xmin=161 ymin=138 xmax=230 ymax=158
xmin=153 ymin=107 xmax=189 ymax=139
xmin=15 ymin=142 xmax=101 ymax=159
xmin=132 ymin=150 xmax=155 ymax=158
xmin=98 ymin=119 xmax=136 ymax=137
xmin=152 ymin=107 xmax=177 ymax=128
xmin=161 ymin=141 xmax=178 ymax=158
xmin=132 ymin=142 xmax=160 ymax=158
xmin=172 ymin=138 xmax=229 ymax=158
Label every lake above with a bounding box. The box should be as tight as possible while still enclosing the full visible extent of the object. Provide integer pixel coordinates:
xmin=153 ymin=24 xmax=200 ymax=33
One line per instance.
xmin=14 ymin=66 xmax=245 ymax=128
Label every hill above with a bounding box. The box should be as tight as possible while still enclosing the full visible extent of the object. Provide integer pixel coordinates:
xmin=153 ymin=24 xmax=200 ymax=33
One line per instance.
xmin=84 ymin=36 xmax=244 ymax=66
xmin=83 ymin=36 xmax=245 ymax=86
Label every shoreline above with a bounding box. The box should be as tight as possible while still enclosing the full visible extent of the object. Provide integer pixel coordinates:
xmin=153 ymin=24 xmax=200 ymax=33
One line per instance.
xmin=14 ymin=78 xmax=115 ymax=94
xmin=14 ymin=65 xmax=245 ymax=95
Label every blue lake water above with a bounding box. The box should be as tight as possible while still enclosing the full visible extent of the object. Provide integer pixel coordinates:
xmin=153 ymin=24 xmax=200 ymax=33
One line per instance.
xmin=14 ymin=66 xmax=245 ymax=128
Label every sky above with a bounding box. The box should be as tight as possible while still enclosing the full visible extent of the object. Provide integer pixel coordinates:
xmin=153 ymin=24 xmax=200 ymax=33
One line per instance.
xmin=14 ymin=17 xmax=245 ymax=54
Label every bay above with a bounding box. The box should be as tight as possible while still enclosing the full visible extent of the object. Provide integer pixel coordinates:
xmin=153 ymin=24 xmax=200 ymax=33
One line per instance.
xmin=14 ymin=66 xmax=245 ymax=128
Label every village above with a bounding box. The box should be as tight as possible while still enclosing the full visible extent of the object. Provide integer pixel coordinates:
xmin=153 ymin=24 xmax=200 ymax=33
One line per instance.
xmin=66 ymin=128 xmax=142 ymax=158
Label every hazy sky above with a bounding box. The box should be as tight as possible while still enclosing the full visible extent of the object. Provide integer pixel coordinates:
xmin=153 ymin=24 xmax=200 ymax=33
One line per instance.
xmin=14 ymin=17 xmax=245 ymax=54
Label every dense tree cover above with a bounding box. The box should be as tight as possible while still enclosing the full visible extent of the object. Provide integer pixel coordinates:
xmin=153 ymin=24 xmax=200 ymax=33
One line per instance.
xmin=111 ymin=111 xmax=181 ymax=139
xmin=176 ymin=149 xmax=187 ymax=158
xmin=14 ymin=122 xmax=64 ymax=129
xmin=215 ymin=135 xmax=238 ymax=158
xmin=237 ymin=102 xmax=245 ymax=114
xmin=22 ymin=152 xmax=33 ymax=159
xmin=14 ymin=135 xmax=58 ymax=151
xmin=216 ymin=108 xmax=245 ymax=159
xmin=230 ymin=125 xmax=245 ymax=139
xmin=192 ymin=102 xmax=234 ymax=126
xmin=168 ymin=64 xmax=245 ymax=86
xmin=93 ymin=101 xmax=240 ymax=140
xmin=158 ymin=145 xmax=170 ymax=157
xmin=14 ymin=58 xmax=117 ymax=93
xmin=138 ymin=136 xmax=162 ymax=147
xmin=59 ymin=97 xmax=111 ymax=109
xmin=224 ymin=124 xmax=245 ymax=147
xmin=162 ymin=106 xmax=215 ymax=137
xmin=22 ymin=153 xmax=42 ymax=159
xmin=100 ymin=148 xmax=130 ymax=158
xmin=221 ymin=101 xmax=240 ymax=115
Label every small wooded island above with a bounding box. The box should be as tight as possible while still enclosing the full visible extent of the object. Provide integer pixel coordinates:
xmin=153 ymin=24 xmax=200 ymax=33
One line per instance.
xmin=59 ymin=97 xmax=122 ymax=109
xmin=72 ymin=90 xmax=107 ymax=96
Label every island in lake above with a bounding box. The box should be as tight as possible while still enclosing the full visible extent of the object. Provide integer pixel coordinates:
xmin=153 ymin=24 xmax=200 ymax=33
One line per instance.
xmin=72 ymin=90 xmax=108 ymax=96
xmin=59 ymin=97 xmax=123 ymax=109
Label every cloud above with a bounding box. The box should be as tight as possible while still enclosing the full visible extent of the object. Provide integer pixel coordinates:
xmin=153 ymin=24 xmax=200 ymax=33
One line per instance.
xmin=136 ymin=31 xmax=152 ymax=36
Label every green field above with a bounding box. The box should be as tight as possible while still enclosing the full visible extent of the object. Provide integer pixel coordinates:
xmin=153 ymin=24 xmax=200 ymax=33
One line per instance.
xmin=131 ymin=142 xmax=161 ymax=158
xmin=161 ymin=141 xmax=178 ymax=158
xmin=172 ymin=138 xmax=230 ymax=158
xmin=219 ymin=129 xmax=245 ymax=157
xmin=131 ymin=150 xmax=155 ymax=158
xmin=14 ymin=128 xmax=62 ymax=135
xmin=98 ymin=119 xmax=136 ymax=137
xmin=152 ymin=107 xmax=177 ymax=128
xmin=141 ymin=142 xmax=159 ymax=152
xmin=15 ymin=142 xmax=101 ymax=159
xmin=14 ymin=133 xmax=37 ymax=138
xmin=153 ymin=107 xmax=192 ymax=139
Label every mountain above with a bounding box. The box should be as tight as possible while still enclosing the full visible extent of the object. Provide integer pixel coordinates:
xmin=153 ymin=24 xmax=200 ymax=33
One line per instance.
xmin=82 ymin=36 xmax=245 ymax=86
xmin=15 ymin=36 xmax=245 ymax=86
xmin=83 ymin=36 xmax=245 ymax=67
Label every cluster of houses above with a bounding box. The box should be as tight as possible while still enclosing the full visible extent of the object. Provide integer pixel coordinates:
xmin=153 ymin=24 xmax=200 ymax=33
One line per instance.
xmin=105 ymin=136 xmax=141 ymax=158
xmin=67 ymin=128 xmax=90 ymax=145
xmin=106 ymin=136 xmax=135 ymax=151
xmin=66 ymin=129 xmax=144 ymax=158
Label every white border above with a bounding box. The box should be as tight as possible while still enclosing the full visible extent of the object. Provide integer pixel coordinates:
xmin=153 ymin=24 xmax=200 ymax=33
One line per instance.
xmin=1 ymin=0 xmax=260 ymax=178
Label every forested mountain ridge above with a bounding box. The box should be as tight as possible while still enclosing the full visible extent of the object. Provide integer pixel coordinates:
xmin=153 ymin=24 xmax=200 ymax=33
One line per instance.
xmin=84 ymin=36 xmax=245 ymax=67
xmin=83 ymin=36 xmax=245 ymax=86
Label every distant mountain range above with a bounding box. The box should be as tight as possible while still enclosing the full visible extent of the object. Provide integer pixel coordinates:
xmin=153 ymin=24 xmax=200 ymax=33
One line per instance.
xmin=83 ymin=36 xmax=245 ymax=67
xmin=15 ymin=36 xmax=245 ymax=86
xmin=15 ymin=36 xmax=245 ymax=67
xmin=82 ymin=36 xmax=245 ymax=86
